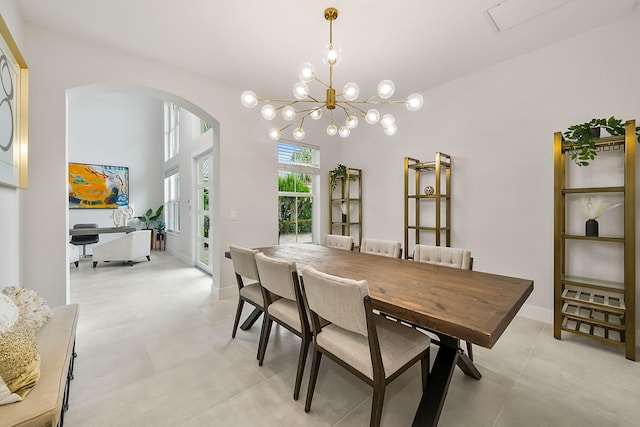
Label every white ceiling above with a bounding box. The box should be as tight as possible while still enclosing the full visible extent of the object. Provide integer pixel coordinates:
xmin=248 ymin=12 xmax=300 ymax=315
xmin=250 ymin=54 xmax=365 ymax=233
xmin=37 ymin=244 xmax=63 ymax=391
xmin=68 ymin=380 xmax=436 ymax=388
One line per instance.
xmin=16 ymin=0 xmax=639 ymax=99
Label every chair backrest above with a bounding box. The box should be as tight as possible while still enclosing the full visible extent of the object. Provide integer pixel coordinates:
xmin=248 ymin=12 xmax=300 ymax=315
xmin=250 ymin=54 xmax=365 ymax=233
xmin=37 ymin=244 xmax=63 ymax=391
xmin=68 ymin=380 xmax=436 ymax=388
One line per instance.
xmin=255 ymin=253 xmax=298 ymax=301
xmin=360 ymin=238 xmax=402 ymax=258
xmin=413 ymin=244 xmax=472 ymax=270
xmin=321 ymin=234 xmax=354 ymax=251
xmin=300 ymin=265 xmax=369 ymax=337
xmin=229 ymin=245 xmax=260 ymax=282
xmin=70 ymin=223 xmax=99 ymax=244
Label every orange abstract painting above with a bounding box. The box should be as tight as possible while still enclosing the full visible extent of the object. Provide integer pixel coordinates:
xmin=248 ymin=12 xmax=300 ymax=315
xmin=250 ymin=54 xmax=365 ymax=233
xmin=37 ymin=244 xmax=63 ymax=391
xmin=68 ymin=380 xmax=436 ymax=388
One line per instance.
xmin=68 ymin=163 xmax=129 ymax=209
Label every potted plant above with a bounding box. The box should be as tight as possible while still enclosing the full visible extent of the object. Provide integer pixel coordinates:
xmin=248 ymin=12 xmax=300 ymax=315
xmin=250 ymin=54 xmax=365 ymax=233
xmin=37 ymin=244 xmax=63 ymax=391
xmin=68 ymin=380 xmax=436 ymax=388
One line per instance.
xmin=135 ymin=205 xmax=164 ymax=229
xmin=563 ymin=117 xmax=640 ymax=166
xmin=330 ymin=164 xmax=352 ymax=191
xmin=155 ymin=220 xmax=166 ymax=234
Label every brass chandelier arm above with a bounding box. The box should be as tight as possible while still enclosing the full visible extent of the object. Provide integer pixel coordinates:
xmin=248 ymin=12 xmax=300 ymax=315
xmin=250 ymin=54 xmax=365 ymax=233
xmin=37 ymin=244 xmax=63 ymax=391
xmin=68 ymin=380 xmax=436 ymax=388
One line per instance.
xmin=348 ymin=99 xmax=407 ymax=105
xmin=313 ymin=77 xmax=330 ymax=88
xmin=341 ymin=101 xmax=368 ymax=116
xmin=277 ymin=108 xmax=316 ymax=133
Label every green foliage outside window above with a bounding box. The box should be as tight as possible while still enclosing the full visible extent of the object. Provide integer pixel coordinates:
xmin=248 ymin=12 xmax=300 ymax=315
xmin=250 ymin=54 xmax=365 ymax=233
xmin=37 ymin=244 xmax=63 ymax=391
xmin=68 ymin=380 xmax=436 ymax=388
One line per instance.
xmin=278 ymin=174 xmax=312 ymax=234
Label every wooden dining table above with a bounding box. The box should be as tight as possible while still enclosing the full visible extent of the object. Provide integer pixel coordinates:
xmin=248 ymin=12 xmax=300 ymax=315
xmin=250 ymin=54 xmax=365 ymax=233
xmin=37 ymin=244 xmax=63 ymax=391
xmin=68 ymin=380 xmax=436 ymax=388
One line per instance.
xmin=250 ymin=244 xmax=534 ymax=426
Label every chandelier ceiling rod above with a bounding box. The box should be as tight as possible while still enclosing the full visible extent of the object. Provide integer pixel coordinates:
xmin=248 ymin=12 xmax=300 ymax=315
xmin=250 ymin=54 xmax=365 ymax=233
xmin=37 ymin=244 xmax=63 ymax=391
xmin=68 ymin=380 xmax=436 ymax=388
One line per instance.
xmin=241 ymin=7 xmax=424 ymax=141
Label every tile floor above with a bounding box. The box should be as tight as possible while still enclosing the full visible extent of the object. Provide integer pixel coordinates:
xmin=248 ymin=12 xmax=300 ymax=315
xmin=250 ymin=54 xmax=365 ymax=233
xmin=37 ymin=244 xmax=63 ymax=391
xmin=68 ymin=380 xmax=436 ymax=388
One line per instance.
xmin=67 ymin=251 xmax=640 ymax=426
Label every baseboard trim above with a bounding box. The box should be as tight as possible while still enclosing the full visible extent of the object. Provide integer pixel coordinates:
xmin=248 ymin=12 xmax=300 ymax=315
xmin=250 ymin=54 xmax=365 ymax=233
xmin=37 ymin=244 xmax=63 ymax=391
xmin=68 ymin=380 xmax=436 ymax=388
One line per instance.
xmin=517 ymin=303 xmax=552 ymax=324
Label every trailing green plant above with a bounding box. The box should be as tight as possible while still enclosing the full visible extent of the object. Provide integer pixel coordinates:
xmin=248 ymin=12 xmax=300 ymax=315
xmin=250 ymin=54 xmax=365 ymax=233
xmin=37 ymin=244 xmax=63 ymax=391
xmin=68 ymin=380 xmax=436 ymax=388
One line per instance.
xmin=135 ymin=205 xmax=164 ymax=229
xmin=330 ymin=164 xmax=356 ymax=191
xmin=563 ymin=117 xmax=640 ymax=166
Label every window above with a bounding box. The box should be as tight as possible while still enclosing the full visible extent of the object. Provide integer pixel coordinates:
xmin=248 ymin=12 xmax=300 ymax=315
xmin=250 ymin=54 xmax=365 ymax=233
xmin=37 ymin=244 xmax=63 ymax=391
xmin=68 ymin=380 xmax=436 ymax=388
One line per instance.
xmin=278 ymin=142 xmax=320 ymax=244
xmin=164 ymin=171 xmax=180 ymax=232
xmin=164 ymin=102 xmax=179 ymax=161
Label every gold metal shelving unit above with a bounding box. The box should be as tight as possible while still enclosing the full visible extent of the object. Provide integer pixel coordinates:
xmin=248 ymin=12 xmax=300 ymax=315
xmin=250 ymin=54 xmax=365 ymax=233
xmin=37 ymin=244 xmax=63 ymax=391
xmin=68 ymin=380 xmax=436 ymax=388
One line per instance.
xmin=329 ymin=167 xmax=362 ymax=249
xmin=404 ymin=153 xmax=451 ymax=259
xmin=553 ymin=120 xmax=637 ymax=360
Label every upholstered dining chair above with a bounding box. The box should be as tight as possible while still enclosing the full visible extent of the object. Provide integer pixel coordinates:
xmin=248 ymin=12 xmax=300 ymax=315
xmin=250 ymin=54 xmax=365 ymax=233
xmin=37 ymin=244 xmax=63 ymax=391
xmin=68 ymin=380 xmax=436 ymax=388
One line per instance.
xmin=69 ymin=223 xmax=99 ymax=257
xmin=229 ymin=245 xmax=265 ymax=347
xmin=360 ymin=238 xmax=402 ymax=258
xmin=413 ymin=244 xmax=473 ymax=270
xmin=321 ymin=234 xmax=354 ymax=251
xmin=299 ymin=265 xmax=430 ymax=427
xmin=413 ymin=244 xmax=474 ymax=359
xmin=254 ymin=252 xmax=311 ymax=401
xmin=92 ymin=230 xmax=151 ymax=267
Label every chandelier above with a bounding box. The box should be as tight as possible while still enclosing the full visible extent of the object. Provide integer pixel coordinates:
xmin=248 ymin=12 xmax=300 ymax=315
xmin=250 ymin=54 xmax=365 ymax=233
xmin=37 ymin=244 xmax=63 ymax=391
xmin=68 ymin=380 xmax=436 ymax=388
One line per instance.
xmin=240 ymin=7 xmax=424 ymax=141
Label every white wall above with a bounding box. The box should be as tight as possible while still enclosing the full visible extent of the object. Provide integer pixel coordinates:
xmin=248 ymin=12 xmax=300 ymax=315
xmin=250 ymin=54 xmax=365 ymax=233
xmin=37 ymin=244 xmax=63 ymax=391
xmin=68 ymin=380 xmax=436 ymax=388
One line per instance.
xmin=164 ymin=107 xmax=216 ymax=264
xmin=0 ymin=0 xmax=24 ymax=288
xmin=67 ymin=90 xmax=164 ymax=251
xmin=339 ymin=13 xmax=640 ymax=325
xmin=18 ymin=23 xmax=282 ymax=306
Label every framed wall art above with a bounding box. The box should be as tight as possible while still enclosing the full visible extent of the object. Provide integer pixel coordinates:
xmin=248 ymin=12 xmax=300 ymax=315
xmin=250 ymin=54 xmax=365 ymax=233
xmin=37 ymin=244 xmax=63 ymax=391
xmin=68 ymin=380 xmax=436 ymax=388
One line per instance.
xmin=0 ymin=15 xmax=29 ymax=188
xmin=68 ymin=162 xmax=129 ymax=209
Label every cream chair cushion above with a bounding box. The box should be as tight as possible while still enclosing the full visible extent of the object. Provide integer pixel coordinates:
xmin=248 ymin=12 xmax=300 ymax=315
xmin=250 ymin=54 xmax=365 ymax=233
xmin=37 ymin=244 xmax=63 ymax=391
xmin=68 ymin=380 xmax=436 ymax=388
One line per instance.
xmin=92 ymin=230 xmax=151 ymax=266
xmin=316 ymin=317 xmax=430 ymax=380
xmin=413 ymin=244 xmax=471 ymax=269
xmin=321 ymin=234 xmax=354 ymax=251
xmin=360 ymin=238 xmax=401 ymax=258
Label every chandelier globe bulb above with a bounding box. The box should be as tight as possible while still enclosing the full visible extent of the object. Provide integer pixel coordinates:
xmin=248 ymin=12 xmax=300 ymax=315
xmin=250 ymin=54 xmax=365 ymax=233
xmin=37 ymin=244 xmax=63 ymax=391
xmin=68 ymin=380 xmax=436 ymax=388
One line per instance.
xmin=380 ymin=113 xmax=395 ymax=129
xmin=269 ymin=128 xmax=281 ymax=140
xmin=406 ymin=93 xmax=424 ymax=111
xmin=346 ymin=116 xmax=359 ymax=129
xmin=377 ymin=80 xmax=395 ymax=99
xmin=293 ymin=82 xmax=309 ymax=100
xmin=310 ymin=108 xmax=323 ymax=120
xmin=384 ymin=124 xmax=398 ymax=136
xmin=338 ymin=126 xmax=350 ymax=138
xmin=343 ymin=82 xmax=360 ymax=101
xmin=293 ymin=127 xmax=306 ymax=141
xmin=323 ymin=44 xmax=342 ymax=66
xmin=282 ymin=106 xmax=296 ymax=121
xmin=261 ymin=104 xmax=276 ymax=120
xmin=326 ymin=124 xmax=338 ymax=136
xmin=241 ymin=91 xmax=258 ymax=108
xmin=365 ymin=109 xmax=380 ymax=124
xmin=297 ymin=62 xmax=316 ymax=82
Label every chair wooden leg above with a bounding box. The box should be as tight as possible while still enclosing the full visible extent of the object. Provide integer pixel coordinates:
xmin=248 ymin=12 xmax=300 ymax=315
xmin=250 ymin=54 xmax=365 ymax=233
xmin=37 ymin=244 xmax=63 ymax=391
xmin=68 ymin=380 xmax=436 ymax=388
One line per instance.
xmin=466 ymin=342 xmax=474 ymax=361
xmin=371 ymin=384 xmax=386 ymax=427
xmin=232 ymin=299 xmax=245 ymax=338
xmin=421 ymin=349 xmax=430 ymax=390
xmin=258 ymin=318 xmax=273 ymax=366
xmin=305 ymin=349 xmax=322 ymax=413
xmin=294 ymin=334 xmax=311 ymax=401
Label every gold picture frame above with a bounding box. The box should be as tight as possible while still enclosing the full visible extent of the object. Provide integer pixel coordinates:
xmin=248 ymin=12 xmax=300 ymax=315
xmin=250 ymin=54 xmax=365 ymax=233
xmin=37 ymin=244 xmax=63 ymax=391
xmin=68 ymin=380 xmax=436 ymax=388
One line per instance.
xmin=0 ymin=15 xmax=28 ymax=188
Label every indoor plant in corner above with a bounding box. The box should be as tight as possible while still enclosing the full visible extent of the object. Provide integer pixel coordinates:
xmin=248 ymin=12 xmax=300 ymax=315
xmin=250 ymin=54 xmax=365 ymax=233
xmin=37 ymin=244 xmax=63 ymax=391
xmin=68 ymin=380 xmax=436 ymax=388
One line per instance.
xmin=136 ymin=205 xmax=164 ymax=230
xmin=563 ymin=117 xmax=640 ymax=166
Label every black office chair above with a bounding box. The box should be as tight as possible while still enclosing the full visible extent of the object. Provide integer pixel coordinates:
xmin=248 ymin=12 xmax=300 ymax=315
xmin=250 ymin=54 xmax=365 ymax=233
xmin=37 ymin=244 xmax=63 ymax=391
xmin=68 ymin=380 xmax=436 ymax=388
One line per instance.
xmin=70 ymin=223 xmax=100 ymax=257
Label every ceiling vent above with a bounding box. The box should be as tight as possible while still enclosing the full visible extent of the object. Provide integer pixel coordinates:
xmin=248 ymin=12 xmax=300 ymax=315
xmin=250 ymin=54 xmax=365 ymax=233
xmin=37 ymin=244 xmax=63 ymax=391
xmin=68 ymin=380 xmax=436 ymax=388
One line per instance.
xmin=486 ymin=0 xmax=575 ymax=32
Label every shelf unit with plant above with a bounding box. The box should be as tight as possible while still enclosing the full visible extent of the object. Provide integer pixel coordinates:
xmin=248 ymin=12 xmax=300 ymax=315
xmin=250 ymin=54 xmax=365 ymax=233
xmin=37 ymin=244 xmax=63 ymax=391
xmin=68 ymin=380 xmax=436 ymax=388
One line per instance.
xmin=328 ymin=165 xmax=362 ymax=249
xmin=553 ymin=119 xmax=636 ymax=360
xmin=404 ymin=152 xmax=451 ymax=259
